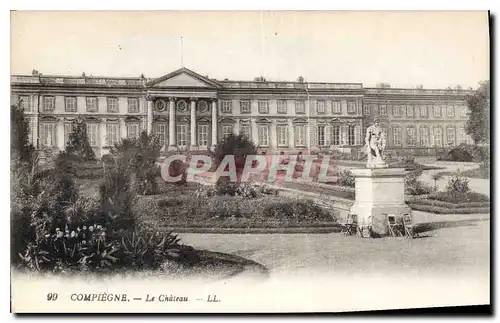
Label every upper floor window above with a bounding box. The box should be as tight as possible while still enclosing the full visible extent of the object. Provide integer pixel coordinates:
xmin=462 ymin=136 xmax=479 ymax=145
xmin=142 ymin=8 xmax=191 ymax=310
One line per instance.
xmin=316 ymin=101 xmax=325 ymax=114
xmin=277 ymin=100 xmax=287 ymax=114
xmin=461 ymin=106 xmax=469 ymax=118
xmin=258 ymin=100 xmax=269 ymax=114
xmin=240 ymin=100 xmax=251 ymax=114
xmin=392 ymin=105 xmax=401 ymax=117
xmin=333 ymin=101 xmax=342 ymax=114
xmin=379 ymin=105 xmax=387 ymax=116
xmin=406 ymin=105 xmax=414 ymax=117
xmin=65 ymin=97 xmax=77 ymax=112
xmin=221 ymin=100 xmax=232 ymax=113
xmin=86 ymin=97 xmax=98 ymax=112
xmin=447 ymin=106 xmax=455 ymax=117
xmin=107 ymin=97 xmax=118 ymax=113
xmin=128 ymin=98 xmax=140 ymax=113
xmin=347 ymin=101 xmax=356 ymax=113
xmin=43 ymin=96 xmax=55 ymax=112
xmin=363 ymin=104 xmax=370 ymax=115
xmin=19 ymin=96 xmax=30 ymax=111
xmin=420 ymin=105 xmax=428 ymax=117
xmin=433 ymin=105 xmax=442 ymax=117
xmin=295 ymin=100 xmax=305 ymax=114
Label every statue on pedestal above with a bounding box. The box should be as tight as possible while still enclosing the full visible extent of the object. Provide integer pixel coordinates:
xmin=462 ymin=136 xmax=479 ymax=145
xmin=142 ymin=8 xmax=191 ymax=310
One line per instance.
xmin=365 ymin=117 xmax=388 ymax=168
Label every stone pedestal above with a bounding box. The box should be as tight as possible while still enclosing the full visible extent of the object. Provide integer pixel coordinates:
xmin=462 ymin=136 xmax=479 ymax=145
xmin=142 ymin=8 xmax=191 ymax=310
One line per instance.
xmin=349 ymin=168 xmax=411 ymax=236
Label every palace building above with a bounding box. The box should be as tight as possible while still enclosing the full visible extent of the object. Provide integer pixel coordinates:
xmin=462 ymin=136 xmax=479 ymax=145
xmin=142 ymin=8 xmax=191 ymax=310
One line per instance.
xmin=10 ymin=67 xmax=475 ymax=158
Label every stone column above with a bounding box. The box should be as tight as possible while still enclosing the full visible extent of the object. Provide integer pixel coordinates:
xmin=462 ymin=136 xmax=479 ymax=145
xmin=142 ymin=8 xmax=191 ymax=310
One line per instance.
xmin=167 ymin=97 xmax=177 ymax=151
xmin=234 ymin=118 xmax=240 ymax=134
xmin=251 ymin=118 xmax=259 ymax=145
xmin=211 ymin=99 xmax=218 ymax=150
xmin=146 ymin=96 xmax=153 ymax=134
xmin=32 ymin=94 xmax=40 ymax=148
xmin=288 ymin=118 xmax=295 ymax=149
xmin=57 ymin=120 xmax=65 ymax=151
xmin=119 ymin=118 xmax=127 ymax=139
xmin=190 ymin=98 xmax=198 ymax=151
xmin=100 ymin=119 xmax=107 ymax=157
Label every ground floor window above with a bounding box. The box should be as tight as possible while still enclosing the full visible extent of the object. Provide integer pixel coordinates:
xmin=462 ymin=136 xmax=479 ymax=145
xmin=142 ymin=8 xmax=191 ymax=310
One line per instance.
xmin=40 ymin=123 xmax=56 ymax=147
xmin=176 ymin=124 xmax=188 ymax=147
xmin=294 ymin=124 xmax=306 ymax=146
xmin=154 ymin=123 xmax=167 ymax=147
xmin=106 ymin=123 xmax=119 ymax=146
xmin=407 ymin=127 xmax=416 ymax=146
xmin=420 ymin=126 xmax=430 ymax=147
xmin=446 ymin=126 xmax=456 ymax=146
xmin=258 ymin=125 xmax=270 ymax=147
xmin=86 ymin=123 xmax=99 ymax=147
xmin=64 ymin=123 xmax=77 ymax=146
xmin=331 ymin=125 xmax=340 ymax=145
xmin=127 ymin=123 xmax=140 ymax=139
xmin=198 ymin=124 xmax=208 ymax=146
xmin=433 ymin=126 xmax=443 ymax=147
xmin=221 ymin=124 xmax=233 ymax=138
xmin=317 ymin=125 xmax=326 ymax=147
xmin=393 ymin=127 xmax=402 ymax=146
xmin=240 ymin=124 xmax=251 ymax=139
xmin=277 ymin=124 xmax=288 ymax=147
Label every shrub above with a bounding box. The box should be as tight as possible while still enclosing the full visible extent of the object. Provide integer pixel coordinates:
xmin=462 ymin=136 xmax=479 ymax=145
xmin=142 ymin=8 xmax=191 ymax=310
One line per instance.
xmin=11 ymin=105 xmax=35 ymax=166
xmin=405 ymin=167 xmax=433 ymax=195
xmin=213 ymin=133 xmax=257 ymax=184
xmin=446 ymin=172 xmax=470 ymax=197
xmin=429 ymin=191 xmax=489 ymax=203
xmin=337 ymin=169 xmax=355 ymax=187
xmin=262 ymin=199 xmax=333 ymax=222
xmin=111 ymin=132 xmax=162 ymax=195
xmin=447 ymin=144 xmax=474 ymax=162
xmin=18 ymin=224 xmax=187 ymax=273
xmin=98 ymin=166 xmax=137 ymax=235
xmin=64 ymin=118 xmax=96 ymax=161
xmin=101 ymin=154 xmax=115 ymax=165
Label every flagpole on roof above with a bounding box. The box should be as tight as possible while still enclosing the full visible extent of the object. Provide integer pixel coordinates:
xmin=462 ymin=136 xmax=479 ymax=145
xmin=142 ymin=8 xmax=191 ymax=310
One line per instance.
xmin=180 ymin=36 xmax=184 ymax=67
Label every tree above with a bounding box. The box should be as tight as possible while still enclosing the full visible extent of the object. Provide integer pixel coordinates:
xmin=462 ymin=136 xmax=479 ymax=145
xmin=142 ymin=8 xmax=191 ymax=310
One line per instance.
xmin=213 ymin=133 xmax=257 ymax=187
xmin=465 ymin=81 xmax=490 ymax=144
xmin=65 ymin=118 xmax=96 ymax=161
xmin=110 ymin=131 xmax=162 ymax=195
xmin=11 ymin=105 xmax=35 ymax=165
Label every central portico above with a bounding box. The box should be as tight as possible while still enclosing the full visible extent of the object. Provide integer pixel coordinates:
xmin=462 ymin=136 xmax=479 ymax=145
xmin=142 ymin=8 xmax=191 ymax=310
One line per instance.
xmin=145 ymin=68 xmax=221 ymax=152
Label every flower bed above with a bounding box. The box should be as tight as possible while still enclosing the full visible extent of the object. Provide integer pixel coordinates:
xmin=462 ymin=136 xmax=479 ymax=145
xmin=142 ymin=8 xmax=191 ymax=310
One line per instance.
xmin=134 ymin=192 xmax=338 ymax=232
xmin=406 ymin=191 xmax=490 ymax=214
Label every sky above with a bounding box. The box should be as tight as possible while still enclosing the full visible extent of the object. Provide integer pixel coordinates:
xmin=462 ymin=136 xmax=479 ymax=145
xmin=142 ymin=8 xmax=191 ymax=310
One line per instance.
xmin=10 ymin=11 xmax=490 ymax=89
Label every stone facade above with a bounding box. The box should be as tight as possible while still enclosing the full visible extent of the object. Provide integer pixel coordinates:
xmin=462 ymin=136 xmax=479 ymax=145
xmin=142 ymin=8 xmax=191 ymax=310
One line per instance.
xmin=10 ymin=67 xmax=475 ymax=157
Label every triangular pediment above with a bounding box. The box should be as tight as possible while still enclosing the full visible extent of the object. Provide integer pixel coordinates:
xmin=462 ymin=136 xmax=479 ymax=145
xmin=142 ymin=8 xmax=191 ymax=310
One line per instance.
xmin=147 ymin=67 xmax=221 ymax=88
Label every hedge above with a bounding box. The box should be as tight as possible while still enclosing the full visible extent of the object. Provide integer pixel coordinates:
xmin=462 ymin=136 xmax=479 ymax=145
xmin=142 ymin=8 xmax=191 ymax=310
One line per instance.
xmin=407 ymin=204 xmax=490 ymax=214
